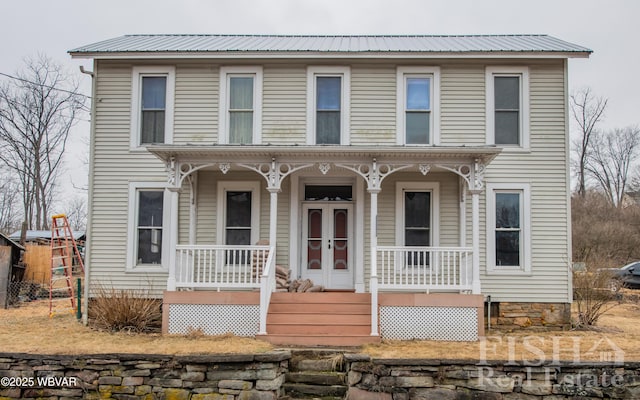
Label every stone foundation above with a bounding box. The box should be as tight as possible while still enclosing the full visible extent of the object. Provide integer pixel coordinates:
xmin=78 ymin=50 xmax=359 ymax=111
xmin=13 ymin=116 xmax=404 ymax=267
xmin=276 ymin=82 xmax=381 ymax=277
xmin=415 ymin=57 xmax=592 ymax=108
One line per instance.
xmin=487 ymin=302 xmax=572 ymax=331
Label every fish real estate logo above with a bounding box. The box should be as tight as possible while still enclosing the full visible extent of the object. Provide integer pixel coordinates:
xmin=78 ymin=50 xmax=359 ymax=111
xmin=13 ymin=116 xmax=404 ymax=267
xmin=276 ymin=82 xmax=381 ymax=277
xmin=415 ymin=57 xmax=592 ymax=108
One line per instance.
xmin=476 ymin=335 xmax=626 ymax=391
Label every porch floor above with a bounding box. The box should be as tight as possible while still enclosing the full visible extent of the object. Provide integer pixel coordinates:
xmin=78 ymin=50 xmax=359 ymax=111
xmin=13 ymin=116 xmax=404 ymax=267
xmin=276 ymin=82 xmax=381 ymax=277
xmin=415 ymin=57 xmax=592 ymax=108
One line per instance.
xmin=256 ymin=292 xmax=381 ymax=347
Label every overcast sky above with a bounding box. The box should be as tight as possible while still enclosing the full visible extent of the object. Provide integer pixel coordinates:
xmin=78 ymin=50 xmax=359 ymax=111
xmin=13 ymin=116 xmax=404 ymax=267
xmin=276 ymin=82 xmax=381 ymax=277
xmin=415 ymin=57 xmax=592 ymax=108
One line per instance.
xmin=1 ymin=0 xmax=638 ymax=201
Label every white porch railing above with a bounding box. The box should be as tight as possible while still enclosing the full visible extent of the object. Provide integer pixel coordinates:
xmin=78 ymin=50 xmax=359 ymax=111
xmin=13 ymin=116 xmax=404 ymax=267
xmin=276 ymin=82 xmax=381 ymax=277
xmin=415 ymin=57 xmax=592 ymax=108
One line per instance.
xmin=376 ymin=246 xmax=474 ymax=292
xmin=175 ymin=245 xmax=272 ymax=289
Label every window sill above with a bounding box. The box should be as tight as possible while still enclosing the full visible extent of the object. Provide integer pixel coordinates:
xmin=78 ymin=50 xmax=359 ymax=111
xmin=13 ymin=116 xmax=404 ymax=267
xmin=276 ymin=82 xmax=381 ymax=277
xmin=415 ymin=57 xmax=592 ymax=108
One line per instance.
xmin=125 ymin=265 xmax=168 ymax=274
xmin=486 ymin=267 xmax=532 ymax=276
xmin=496 ymin=146 xmax=531 ymax=154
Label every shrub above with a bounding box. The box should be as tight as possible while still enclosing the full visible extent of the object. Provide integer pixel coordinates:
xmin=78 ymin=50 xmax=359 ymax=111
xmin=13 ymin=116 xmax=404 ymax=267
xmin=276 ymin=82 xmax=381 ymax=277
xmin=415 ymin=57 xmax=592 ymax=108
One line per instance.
xmin=572 ymin=267 xmax=622 ymax=328
xmin=88 ymin=285 xmax=162 ymax=333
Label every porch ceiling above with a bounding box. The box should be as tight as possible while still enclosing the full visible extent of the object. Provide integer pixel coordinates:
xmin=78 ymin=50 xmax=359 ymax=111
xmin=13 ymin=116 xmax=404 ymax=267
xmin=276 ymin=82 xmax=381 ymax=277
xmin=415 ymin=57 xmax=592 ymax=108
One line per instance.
xmin=146 ymin=144 xmax=502 ymax=165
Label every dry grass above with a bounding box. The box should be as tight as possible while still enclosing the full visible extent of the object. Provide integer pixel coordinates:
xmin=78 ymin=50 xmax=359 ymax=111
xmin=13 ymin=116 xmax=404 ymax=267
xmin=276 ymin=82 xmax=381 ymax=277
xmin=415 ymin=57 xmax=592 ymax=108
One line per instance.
xmin=364 ymin=301 xmax=640 ymax=362
xmin=2 ymin=299 xmax=640 ymax=361
xmin=0 ymin=300 xmax=272 ymax=355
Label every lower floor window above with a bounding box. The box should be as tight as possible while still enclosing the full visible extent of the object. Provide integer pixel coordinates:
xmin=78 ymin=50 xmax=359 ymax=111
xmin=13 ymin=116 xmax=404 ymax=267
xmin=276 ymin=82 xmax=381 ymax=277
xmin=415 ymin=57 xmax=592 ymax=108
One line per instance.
xmin=136 ymin=190 xmax=164 ymax=265
xmin=487 ymin=183 xmax=530 ymax=273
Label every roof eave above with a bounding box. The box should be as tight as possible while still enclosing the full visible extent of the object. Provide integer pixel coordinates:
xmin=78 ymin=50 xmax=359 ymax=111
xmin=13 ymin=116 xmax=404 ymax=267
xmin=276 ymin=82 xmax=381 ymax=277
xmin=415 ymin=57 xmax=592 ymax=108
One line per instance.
xmin=69 ymin=50 xmax=592 ymax=60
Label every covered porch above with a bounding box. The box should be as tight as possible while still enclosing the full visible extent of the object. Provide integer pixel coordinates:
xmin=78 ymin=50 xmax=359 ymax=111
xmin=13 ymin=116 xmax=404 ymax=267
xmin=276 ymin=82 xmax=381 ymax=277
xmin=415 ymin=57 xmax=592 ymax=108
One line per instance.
xmin=148 ymin=145 xmax=500 ymax=344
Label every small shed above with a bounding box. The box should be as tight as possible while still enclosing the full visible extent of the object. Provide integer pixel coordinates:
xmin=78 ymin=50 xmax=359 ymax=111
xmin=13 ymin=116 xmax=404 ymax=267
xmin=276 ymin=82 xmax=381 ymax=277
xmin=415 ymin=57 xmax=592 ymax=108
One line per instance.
xmin=0 ymin=232 xmax=26 ymax=308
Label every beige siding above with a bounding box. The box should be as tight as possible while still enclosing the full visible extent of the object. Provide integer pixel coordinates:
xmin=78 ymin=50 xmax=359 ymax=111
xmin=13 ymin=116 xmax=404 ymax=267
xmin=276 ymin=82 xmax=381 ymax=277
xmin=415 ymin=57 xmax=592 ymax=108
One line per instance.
xmin=481 ymin=61 xmax=570 ymax=302
xmin=174 ymin=64 xmax=218 ymax=144
xmin=350 ymin=66 xmax=396 ymax=144
xmin=88 ymin=58 xmax=571 ymax=303
xmin=262 ymin=66 xmax=306 ymax=144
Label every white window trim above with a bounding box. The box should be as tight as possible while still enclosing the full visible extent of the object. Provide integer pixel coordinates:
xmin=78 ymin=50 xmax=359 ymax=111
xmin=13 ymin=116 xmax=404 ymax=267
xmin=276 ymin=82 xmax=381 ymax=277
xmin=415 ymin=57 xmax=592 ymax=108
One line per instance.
xmin=126 ymin=182 xmax=171 ymax=272
xmin=218 ymin=66 xmax=263 ymax=144
xmin=485 ymin=66 xmax=530 ymax=151
xmin=306 ymin=66 xmax=351 ymax=145
xmin=396 ymin=66 xmax=441 ymax=145
xmin=486 ymin=183 xmax=532 ymax=275
xmin=130 ymin=66 xmax=175 ymax=151
xmin=395 ymin=182 xmax=440 ymax=247
xmin=216 ymin=181 xmax=261 ymax=245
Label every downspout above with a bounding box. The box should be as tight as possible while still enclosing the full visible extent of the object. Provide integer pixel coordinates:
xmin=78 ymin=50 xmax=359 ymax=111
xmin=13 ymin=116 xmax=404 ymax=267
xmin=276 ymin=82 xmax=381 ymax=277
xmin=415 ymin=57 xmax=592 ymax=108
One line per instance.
xmin=80 ymin=62 xmax=95 ymax=325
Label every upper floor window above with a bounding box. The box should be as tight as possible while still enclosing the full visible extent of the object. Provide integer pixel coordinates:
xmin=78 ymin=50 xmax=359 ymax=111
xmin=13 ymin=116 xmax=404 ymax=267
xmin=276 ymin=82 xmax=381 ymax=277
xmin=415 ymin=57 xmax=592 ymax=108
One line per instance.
xmin=397 ymin=67 xmax=440 ymax=145
xmin=219 ymin=67 xmax=263 ymax=144
xmin=130 ymin=66 xmax=175 ymax=150
xmin=307 ymin=66 xmax=350 ymax=145
xmin=486 ymin=183 xmax=531 ymax=274
xmin=486 ymin=67 xmax=530 ymax=150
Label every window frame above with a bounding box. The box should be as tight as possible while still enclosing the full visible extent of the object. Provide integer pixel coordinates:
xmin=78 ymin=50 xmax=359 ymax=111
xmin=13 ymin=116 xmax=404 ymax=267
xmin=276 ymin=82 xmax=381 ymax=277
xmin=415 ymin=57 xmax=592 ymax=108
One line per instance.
xmin=219 ymin=66 xmax=263 ymax=145
xmin=486 ymin=183 xmax=532 ymax=275
xmin=130 ymin=66 xmax=175 ymax=150
xmin=396 ymin=67 xmax=441 ymax=145
xmin=216 ymin=181 xmax=261 ymax=246
xmin=306 ymin=66 xmax=351 ymax=145
xmin=485 ymin=66 xmax=530 ymax=151
xmin=395 ymin=182 xmax=440 ymax=248
xmin=126 ymin=182 xmax=171 ymax=272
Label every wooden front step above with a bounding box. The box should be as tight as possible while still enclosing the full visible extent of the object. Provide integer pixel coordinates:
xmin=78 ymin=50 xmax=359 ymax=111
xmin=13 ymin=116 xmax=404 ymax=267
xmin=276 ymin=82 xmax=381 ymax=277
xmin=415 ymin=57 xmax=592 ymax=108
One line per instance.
xmin=257 ymin=292 xmax=380 ymax=346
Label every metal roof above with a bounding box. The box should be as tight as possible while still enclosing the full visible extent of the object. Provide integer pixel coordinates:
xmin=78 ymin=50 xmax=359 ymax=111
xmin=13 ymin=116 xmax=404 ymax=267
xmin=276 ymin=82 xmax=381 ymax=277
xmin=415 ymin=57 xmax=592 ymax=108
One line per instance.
xmin=69 ymin=34 xmax=591 ymax=58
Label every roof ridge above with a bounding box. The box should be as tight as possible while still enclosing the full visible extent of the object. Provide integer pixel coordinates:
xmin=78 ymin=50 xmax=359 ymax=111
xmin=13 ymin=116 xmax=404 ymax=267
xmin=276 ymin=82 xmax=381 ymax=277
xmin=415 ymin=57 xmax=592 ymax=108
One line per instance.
xmin=123 ymin=33 xmax=550 ymax=38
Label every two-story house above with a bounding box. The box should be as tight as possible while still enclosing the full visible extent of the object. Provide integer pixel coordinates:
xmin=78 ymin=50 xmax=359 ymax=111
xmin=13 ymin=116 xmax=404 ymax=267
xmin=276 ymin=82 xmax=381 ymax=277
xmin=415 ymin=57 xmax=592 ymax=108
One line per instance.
xmin=70 ymin=34 xmax=590 ymax=346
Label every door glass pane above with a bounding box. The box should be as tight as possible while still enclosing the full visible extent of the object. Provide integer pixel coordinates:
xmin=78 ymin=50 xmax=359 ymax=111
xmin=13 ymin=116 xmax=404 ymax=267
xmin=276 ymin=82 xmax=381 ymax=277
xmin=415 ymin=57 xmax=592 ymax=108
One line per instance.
xmin=305 ymin=185 xmax=352 ymax=201
xmin=406 ymin=112 xmax=430 ymax=144
xmin=307 ymin=209 xmax=322 ymax=270
xmin=333 ymin=209 xmax=348 ymax=270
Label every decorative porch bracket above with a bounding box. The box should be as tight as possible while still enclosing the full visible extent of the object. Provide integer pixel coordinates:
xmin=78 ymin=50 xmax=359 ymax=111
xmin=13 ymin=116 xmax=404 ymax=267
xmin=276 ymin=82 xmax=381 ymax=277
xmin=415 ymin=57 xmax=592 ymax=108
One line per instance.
xmin=237 ymin=159 xmax=314 ymax=192
xmin=163 ymin=156 xmax=218 ymax=191
xmin=436 ymin=159 xmax=486 ymax=295
xmin=335 ymin=158 xmax=413 ymax=192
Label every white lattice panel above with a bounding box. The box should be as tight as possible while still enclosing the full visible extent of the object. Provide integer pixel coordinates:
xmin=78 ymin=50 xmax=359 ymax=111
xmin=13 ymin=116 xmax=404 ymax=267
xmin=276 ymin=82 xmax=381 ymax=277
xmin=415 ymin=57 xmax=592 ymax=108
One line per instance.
xmin=380 ymin=306 xmax=478 ymax=341
xmin=168 ymin=304 xmax=259 ymax=336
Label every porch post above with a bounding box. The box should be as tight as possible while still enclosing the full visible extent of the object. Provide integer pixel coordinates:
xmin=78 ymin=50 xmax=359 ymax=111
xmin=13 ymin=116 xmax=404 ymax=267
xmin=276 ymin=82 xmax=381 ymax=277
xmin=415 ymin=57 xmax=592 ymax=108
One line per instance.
xmin=167 ymin=188 xmax=179 ymax=291
xmin=268 ymin=188 xmax=278 ymax=248
xmin=369 ymin=188 xmax=380 ymax=336
xmin=470 ymin=189 xmax=481 ymax=294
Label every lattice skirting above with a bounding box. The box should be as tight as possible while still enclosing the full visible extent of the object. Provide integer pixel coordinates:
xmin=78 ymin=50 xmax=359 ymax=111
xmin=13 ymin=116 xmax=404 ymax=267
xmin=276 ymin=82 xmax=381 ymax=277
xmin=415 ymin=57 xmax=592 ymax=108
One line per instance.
xmin=168 ymin=304 xmax=259 ymax=336
xmin=380 ymin=306 xmax=478 ymax=341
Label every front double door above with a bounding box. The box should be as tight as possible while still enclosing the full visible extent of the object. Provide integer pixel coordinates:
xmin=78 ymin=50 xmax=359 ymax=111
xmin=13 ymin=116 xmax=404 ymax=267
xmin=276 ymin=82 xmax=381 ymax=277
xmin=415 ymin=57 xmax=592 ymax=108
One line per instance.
xmin=301 ymin=203 xmax=354 ymax=290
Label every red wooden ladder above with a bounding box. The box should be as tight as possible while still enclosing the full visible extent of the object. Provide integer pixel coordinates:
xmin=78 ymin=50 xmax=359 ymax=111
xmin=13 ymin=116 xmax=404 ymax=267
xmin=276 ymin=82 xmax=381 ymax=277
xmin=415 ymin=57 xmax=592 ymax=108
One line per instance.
xmin=49 ymin=214 xmax=85 ymax=316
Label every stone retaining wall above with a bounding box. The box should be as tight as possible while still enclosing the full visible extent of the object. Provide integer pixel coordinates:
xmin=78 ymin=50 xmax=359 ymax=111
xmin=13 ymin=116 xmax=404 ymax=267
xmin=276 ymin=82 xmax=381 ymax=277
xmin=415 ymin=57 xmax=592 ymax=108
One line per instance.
xmin=0 ymin=352 xmax=289 ymax=400
xmin=344 ymin=354 xmax=640 ymax=400
xmin=2 ymin=352 xmax=640 ymax=399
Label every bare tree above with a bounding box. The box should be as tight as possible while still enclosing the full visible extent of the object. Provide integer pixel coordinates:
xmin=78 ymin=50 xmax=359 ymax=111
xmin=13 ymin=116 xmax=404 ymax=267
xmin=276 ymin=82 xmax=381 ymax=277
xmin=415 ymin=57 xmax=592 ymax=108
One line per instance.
xmin=65 ymin=195 xmax=88 ymax=231
xmin=0 ymin=174 xmax=22 ymax=235
xmin=570 ymin=87 xmax=607 ymax=197
xmin=586 ymin=126 xmax=640 ymax=207
xmin=0 ymin=54 xmax=86 ymax=230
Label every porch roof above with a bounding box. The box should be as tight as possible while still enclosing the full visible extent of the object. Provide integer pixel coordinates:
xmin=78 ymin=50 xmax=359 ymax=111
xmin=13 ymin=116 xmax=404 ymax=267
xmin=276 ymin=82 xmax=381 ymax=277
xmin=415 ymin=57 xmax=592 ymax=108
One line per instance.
xmin=146 ymin=144 xmax=502 ymax=165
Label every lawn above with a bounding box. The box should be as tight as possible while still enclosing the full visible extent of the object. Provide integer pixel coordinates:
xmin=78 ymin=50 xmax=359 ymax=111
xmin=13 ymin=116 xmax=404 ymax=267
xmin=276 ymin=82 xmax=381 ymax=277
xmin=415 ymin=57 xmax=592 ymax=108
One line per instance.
xmin=1 ymin=299 xmax=640 ymax=362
